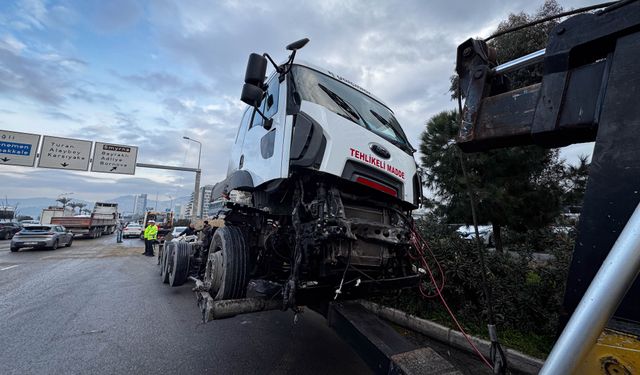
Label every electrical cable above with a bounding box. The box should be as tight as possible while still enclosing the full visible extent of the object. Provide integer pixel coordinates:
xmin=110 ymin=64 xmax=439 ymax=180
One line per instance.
xmin=484 ymin=1 xmax=617 ymax=42
xmin=456 ymin=81 xmax=507 ymax=374
xmin=407 ymin=223 xmax=494 ymax=370
xmin=334 ymin=244 xmax=352 ymax=300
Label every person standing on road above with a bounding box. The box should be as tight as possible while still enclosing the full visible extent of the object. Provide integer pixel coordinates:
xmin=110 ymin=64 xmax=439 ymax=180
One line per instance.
xmin=201 ymin=221 xmax=213 ymax=250
xmin=143 ymin=220 xmax=158 ymax=257
xmin=116 ymin=220 xmax=124 ymax=244
xmin=198 ymin=220 xmax=215 ymax=277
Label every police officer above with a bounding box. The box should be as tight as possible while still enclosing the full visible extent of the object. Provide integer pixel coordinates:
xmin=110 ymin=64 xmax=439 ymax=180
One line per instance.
xmin=143 ymin=220 xmax=158 ymax=256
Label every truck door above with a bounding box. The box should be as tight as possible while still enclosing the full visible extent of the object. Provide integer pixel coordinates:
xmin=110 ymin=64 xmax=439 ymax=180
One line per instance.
xmin=238 ymin=75 xmax=287 ymax=186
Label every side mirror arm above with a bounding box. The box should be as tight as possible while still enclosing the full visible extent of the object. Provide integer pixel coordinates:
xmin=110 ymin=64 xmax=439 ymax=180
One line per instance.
xmin=254 ymin=107 xmax=273 ymax=130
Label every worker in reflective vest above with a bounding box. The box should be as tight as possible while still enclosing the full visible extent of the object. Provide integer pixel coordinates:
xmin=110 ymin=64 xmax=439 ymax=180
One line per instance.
xmin=143 ymin=220 xmax=158 ymax=257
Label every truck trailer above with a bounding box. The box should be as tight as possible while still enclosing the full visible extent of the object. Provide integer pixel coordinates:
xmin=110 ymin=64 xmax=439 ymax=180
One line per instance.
xmin=51 ymin=202 xmax=118 ymax=238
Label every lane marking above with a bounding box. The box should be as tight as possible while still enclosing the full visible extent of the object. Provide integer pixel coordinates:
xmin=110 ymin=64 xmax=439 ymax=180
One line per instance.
xmin=0 ymin=265 xmax=19 ymax=271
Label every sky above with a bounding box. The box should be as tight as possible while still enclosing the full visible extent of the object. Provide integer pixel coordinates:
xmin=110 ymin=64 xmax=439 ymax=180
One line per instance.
xmin=0 ymin=0 xmax=598 ymax=202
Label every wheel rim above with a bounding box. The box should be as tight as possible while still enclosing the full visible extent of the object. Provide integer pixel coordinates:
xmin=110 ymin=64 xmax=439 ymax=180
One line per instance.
xmin=205 ymin=249 xmax=224 ymax=297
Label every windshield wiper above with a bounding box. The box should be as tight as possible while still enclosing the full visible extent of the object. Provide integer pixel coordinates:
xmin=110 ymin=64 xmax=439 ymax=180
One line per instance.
xmin=369 ymin=109 xmax=389 ymax=125
xmin=318 ymin=84 xmax=365 ymax=125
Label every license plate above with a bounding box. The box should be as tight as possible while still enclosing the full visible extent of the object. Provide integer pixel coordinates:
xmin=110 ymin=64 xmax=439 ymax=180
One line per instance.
xmin=25 ymin=242 xmax=39 ymax=245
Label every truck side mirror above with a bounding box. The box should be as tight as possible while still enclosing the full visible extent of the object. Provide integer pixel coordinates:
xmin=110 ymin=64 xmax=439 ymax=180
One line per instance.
xmin=244 ymin=53 xmax=267 ymax=86
xmin=286 ymin=38 xmax=309 ymax=51
xmin=241 ymin=53 xmax=267 ymax=107
xmin=241 ymin=83 xmax=264 ymax=107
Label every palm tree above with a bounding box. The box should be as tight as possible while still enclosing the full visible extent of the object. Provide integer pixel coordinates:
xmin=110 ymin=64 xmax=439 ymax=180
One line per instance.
xmin=68 ymin=202 xmax=80 ymax=214
xmin=75 ymin=202 xmax=87 ymax=215
xmin=56 ymin=197 xmax=73 ymax=208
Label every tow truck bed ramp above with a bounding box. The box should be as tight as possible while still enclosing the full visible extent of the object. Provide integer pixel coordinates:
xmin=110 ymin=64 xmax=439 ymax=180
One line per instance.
xmin=328 ymin=302 xmax=461 ymax=375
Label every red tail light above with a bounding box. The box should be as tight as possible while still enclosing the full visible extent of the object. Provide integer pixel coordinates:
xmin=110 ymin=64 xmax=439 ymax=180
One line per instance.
xmin=355 ymin=177 xmax=397 ymax=197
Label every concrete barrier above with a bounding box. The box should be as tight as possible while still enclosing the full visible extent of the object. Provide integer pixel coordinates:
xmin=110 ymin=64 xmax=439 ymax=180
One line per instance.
xmin=358 ymin=300 xmax=545 ymax=375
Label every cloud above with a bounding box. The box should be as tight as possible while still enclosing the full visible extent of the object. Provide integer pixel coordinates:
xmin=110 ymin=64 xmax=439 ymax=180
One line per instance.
xmin=0 ymin=167 xmax=193 ymax=202
xmin=0 ymin=34 xmax=94 ymax=106
xmin=116 ymin=71 xmax=213 ymax=96
xmin=86 ymin=0 xmax=144 ymax=33
xmin=0 ymin=0 xmax=602 ymax=201
xmin=13 ymin=0 xmax=49 ymax=30
xmin=43 ymin=110 xmax=83 ymax=123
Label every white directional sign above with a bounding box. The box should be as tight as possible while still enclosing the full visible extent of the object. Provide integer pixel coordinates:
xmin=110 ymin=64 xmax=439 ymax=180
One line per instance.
xmin=91 ymin=142 xmax=138 ymax=175
xmin=38 ymin=135 xmax=92 ymax=171
xmin=0 ymin=130 xmax=41 ymax=167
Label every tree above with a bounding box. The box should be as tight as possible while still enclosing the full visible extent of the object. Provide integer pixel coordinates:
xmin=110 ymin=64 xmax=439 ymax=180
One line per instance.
xmin=56 ymin=197 xmax=72 ymax=207
xmin=420 ymin=110 xmax=563 ymax=251
xmin=561 ymin=155 xmax=590 ymax=210
xmin=450 ymin=0 xmax=564 ymax=97
xmin=424 ymin=0 xmax=568 ymax=251
xmin=75 ymin=202 xmax=87 ymax=215
xmin=67 ymin=202 xmax=80 ymax=214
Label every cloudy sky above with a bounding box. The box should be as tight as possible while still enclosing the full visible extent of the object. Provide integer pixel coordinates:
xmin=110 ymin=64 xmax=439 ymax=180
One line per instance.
xmin=0 ymin=0 xmax=597 ymax=202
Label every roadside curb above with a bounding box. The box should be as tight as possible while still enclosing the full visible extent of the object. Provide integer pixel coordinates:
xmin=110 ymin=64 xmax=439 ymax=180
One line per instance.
xmin=358 ymin=300 xmax=544 ymax=375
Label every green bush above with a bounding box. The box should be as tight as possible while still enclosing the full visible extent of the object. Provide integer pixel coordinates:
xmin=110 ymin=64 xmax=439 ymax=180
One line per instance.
xmin=373 ymin=213 xmax=573 ymax=357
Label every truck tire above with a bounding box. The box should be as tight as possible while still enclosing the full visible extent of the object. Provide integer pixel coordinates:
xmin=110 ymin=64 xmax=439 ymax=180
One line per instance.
xmin=205 ymin=226 xmax=249 ymax=300
xmin=169 ymin=242 xmax=190 ymax=287
xmin=161 ymin=242 xmax=174 ymax=284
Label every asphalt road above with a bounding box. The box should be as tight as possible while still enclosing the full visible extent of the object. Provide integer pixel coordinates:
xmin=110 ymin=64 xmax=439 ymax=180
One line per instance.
xmin=0 ymin=236 xmax=371 ymax=375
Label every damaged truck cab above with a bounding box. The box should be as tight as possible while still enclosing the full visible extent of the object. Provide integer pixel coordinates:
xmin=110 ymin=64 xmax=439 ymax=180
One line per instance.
xmin=204 ymin=38 xmax=422 ymax=310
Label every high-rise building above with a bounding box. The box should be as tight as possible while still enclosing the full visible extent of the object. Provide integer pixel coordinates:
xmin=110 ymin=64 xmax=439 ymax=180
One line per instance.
xmin=185 ymin=185 xmax=215 ymax=219
xmin=185 ymin=192 xmax=194 ymax=220
xmin=174 ymin=203 xmax=184 ymax=220
xmin=133 ymin=194 xmax=148 ymax=220
xmin=199 ymin=185 xmax=215 ymax=218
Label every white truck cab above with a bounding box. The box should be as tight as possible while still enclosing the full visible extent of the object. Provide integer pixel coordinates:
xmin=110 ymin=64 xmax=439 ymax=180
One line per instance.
xmin=226 ymin=59 xmax=420 ymax=208
xmin=204 ymin=39 xmax=422 ymax=309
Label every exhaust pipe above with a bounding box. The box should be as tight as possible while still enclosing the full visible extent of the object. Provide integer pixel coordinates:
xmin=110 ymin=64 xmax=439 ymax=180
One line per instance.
xmin=191 ymin=277 xmax=281 ymax=321
xmin=201 ymin=297 xmax=282 ymax=321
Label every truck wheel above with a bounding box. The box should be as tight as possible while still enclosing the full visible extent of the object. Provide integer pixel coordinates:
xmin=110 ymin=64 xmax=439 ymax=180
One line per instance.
xmin=169 ymin=242 xmax=190 ymax=287
xmin=205 ymin=226 xmax=249 ymax=300
xmin=161 ymin=242 xmax=174 ymax=284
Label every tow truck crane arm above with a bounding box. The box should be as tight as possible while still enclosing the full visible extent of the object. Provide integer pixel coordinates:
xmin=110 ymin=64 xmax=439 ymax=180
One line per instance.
xmin=456 ymin=1 xmax=640 ymax=373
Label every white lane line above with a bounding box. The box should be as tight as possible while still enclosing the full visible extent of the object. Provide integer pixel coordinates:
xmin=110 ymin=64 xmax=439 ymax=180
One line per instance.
xmin=0 ymin=265 xmax=19 ymax=271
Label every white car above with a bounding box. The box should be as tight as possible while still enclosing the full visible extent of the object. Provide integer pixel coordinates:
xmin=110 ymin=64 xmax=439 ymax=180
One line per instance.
xmin=171 ymin=226 xmax=187 ymax=237
xmin=457 ymin=225 xmax=493 ymax=246
xmin=123 ymin=223 xmax=143 ymax=238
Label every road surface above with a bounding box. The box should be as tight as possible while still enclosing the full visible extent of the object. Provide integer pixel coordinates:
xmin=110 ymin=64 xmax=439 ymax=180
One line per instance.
xmin=0 ymin=236 xmax=371 ymax=374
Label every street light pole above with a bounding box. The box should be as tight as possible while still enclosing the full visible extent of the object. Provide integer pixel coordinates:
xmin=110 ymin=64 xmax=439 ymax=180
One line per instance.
xmin=183 ymin=136 xmax=202 ymax=220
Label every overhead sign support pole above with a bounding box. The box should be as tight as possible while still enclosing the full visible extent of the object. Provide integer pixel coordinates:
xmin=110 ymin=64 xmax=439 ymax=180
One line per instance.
xmin=136 ymin=163 xmax=201 ymax=222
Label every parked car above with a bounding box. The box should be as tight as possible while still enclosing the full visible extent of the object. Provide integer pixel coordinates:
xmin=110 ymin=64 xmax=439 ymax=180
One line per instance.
xmin=123 ymin=223 xmax=143 ymax=239
xmin=19 ymin=220 xmax=40 ymax=225
xmin=171 ymin=226 xmax=187 ymax=237
xmin=0 ymin=222 xmax=22 ymax=240
xmin=10 ymin=225 xmax=73 ymax=252
xmin=457 ymin=225 xmax=494 ymax=246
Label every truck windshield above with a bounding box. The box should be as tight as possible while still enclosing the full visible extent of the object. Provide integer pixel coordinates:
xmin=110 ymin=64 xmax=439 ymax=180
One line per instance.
xmin=290 ymin=65 xmax=413 ymax=153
